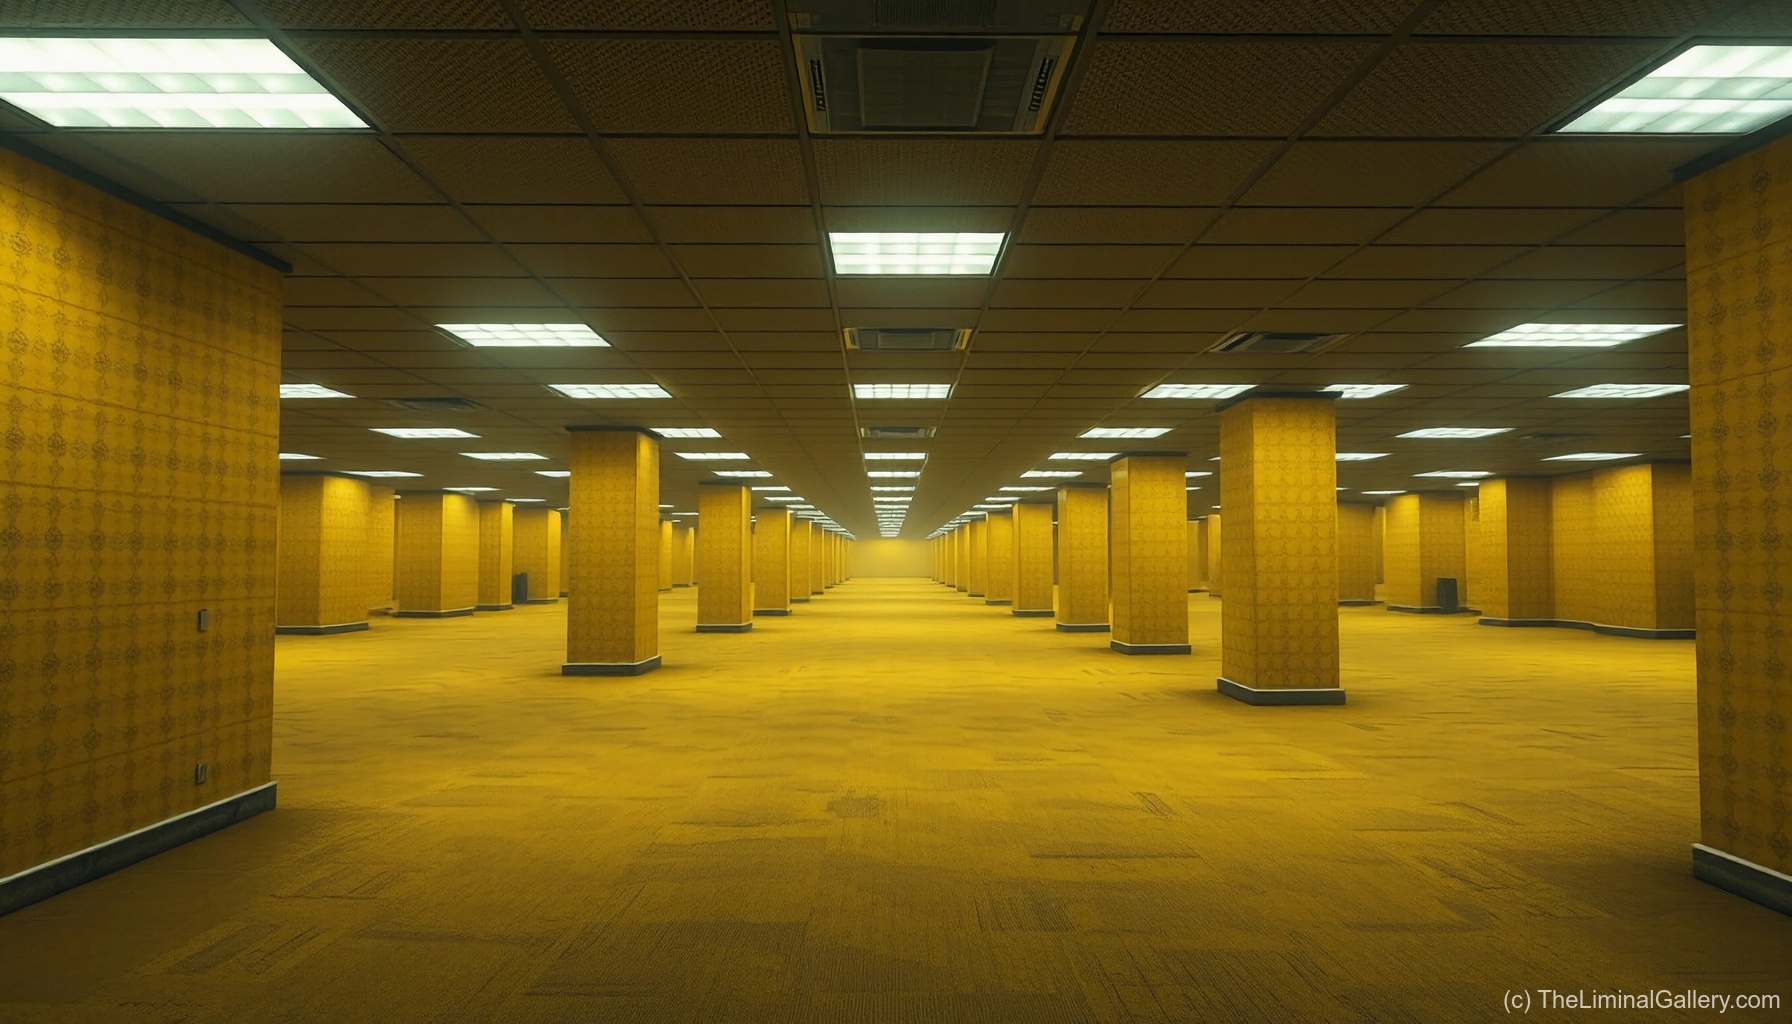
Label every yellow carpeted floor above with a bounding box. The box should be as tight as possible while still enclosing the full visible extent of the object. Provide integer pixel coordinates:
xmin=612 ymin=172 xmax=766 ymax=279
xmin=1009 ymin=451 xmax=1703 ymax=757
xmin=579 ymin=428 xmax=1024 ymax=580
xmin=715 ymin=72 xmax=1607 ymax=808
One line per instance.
xmin=1 ymin=579 xmax=1789 ymax=1022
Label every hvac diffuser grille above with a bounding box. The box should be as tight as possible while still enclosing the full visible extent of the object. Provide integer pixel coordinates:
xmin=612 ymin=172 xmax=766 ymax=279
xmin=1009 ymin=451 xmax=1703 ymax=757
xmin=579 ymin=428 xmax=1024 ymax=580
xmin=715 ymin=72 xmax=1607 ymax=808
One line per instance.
xmin=1206 ymin=331 xmax=1351 ymax=355
xmin=794 ymin=33 xmax=1073 ymax=133
xmin=862 ymin=426 xmax=937 ymax=439
xmin=845 ymin=327 xmax=971 ymax=351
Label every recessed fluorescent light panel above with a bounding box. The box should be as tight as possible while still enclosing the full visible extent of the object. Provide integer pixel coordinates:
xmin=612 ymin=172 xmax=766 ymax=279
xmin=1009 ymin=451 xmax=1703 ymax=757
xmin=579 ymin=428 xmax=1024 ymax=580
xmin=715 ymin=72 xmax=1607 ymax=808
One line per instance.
xmin=461 ymin=452 xmax=547 ymax=461
xmin=1022 ymin=470 xmax=1082 ymax=479
xmin=828 ymin=232 xmax=1005 ymax=275
xmin=1001 ymin=486 xmax=1051 ymax=492
xmin=1550 ymin=383 xmax=1690 ymax=399
xmin=853 ymin=383 xmax=951 ymax=400
xmin=1414 ymin=471 xmax=1492 ymax=479
xmin=1363 ymin=490 xmax=1406 ymax=496
xmin=1456 ymin=482 xmax=1482 ymax=488
xmin=652 ymin=427 xmax=721 ymax=438
xmin=535 ymin=470 xmax=572 ymax=478
xmin=1543 ymin=452 xmax=1642 ymax=462
xmin=974 ymin=504 xmax=1009 ymax=510
xmin=752 ymin=486 xmax=790 ymax=492
xmin=372 ymin=428 xmax=478 ymax=439
xmin=344 ymin=470 xmax=423 ymax=478
xmin=1050 ymin=452 xmax=1118 ymax=461
xmin=0 ymin=37 xmax=367 ymax=129
xmin=870 ymin=486 xmax=915 ymax=492
xmin=867 ymin=471 xmax=921 ymax=479
xmin=547 ymin=383 xmax=671 ymax=399
xmin=982 ymin=496 xmax=1020 ymax=503
xmin=278 ymin=453 xmax=320 ymax=460
xmin=280 ymin=383 xmax=351 ymax=399
xmin=1335 ymin=453 xmax=1389 ymax=461
xmin=1465 ymin=323 xmax=1679 ymax=348
xmin=763 ymin=495 xmax=804 ymax=502
xmin=714 ymin=470 xmax=773 ymax=478
xmin=440 ymin=324 xmax=608 ymax=348
xmin=1397 ymin=428 xmax=1511 ymax=439
xmin=445 ymin=486 xmax=500 ymax=493
xmin=1185 ymin=471 xmax=1212 ymax=478
xmin=1080 ymin=427 xmax=1171 ymax=439
xmin=864 ymin=452 xmax=927 ymax=461
xmin=1559 ymin=45 xmax=1792 ymax=134
xmin=1141 ymin=384 xmax=1253 ymax=400
xmin=1325 ymin=384 xmax=1408 ymax=399
xmin=673 ymin=452 xmax=750 ymax=461
xmin=509 ymin=498 xmax=547 ymax=503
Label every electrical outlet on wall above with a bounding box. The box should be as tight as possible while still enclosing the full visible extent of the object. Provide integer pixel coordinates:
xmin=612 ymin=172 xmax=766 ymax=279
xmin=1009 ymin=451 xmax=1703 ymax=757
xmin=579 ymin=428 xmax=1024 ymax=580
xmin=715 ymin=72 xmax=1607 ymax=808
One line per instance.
xmin=194 ymin=763 xmax=208 ymax=785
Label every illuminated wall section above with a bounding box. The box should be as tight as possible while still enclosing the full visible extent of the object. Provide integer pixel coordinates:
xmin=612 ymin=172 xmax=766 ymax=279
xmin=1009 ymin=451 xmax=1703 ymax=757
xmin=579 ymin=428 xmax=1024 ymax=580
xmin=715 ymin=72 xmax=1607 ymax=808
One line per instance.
xmin=964 ymin=518 xmax=986 ymax=597
xmin=475 ymin=500 xmax=514 ymax=611
xmin=1185 ymin=520 xmax=1202 ymax=592
xmin=1056 ymin=484 xmax=1109 ymax=632
xmin=1476 ymin=477 xmax=1554 ymax=623
xmin=365 ymin=487 xmax=395 ymax=613
xmin=1337 ymin=502 xmax=1377 ymax=605
xmin=851 ymin=539 xmax=930 ymax=576
xmin=1382 ymin=492 xmax=1466 ymax=612
xmin=671 ymin=522 xmax=694 ymax=587
xmin=512 ymin=507 xmax=560 ymax=604
xmin=1206 ymin=514 xmax=1223 ymax=597
xmin=394 ymin=493 xmax=478 ymax=616
xmin=1216 ymin=396 xmax=1340 ymax=703
xmin=1372 ymin=505 xmax=1385 ymax=584
xmin=1683 ymin=134 xmax=1792 ymax=912
xmin=1012 ymin=502 xmax=1054 ymax=617
xmin=810 ymin=526 xmax=827 ymax=595
xmin=984 ymin=509 xmax=1014 ymax=605
xmin=559 ymin=514 xmax=569 ymax=597
xmin=752 ymin=507 xmax=792 ymax=614
xmin=276 ymin=474 xmax=373 ymax=634
xmin=0 ymin=149 xmax=284 ymax=909
xmin=563 ymin=428 xmax=659 ymax=675
xmin=1194 ymin=518 xmax=1210 ymax=590
xmin=658 ymin=520 xmax=673 ymax=591
xmin=789 ymin=519 xmax=812 ymax=602
xmin=1109 ymin=454 xmax=1189 ymax=655
xmin=1462 ymin=492 xmax=1483 ymax=607
xmin=695 ymin=484 xmax=752 ymax=631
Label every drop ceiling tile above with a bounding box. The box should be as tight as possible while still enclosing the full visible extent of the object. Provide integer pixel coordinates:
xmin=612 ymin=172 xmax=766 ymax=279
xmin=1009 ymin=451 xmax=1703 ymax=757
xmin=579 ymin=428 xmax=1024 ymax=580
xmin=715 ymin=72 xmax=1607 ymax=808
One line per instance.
xmin=1065 ymin=40 xmax=1374 ymax=136
xmin=835 ymin=279 xmax=988 ymax=308
xmin=1416 ymin=0 xmax=1734 ymax=35
xmin=465 ymin=206 xmax=654 ymax=244
xmin=1277 ymin=279 xmax=1458 ymax=308
xmin=68 ymin=134 xmax=437 ymax=204
xmin=198 ymin=203 xmax=482 ymax=244
xmin=1133 ymin=280 xmax=1300 ymax=308
xmin=979 ymin=310 xmax=1118 ymax=332
xmin=727 ymin=332 xmax=841 ymax=351
xmin=1380 ymin=208 xmax=1600 ymax=245
xmin=1425 ymin=279 xmax=1617 ymax=308
xmin=284 ymin=278 xmax=391 ymax=307
xmin=989 ymin=280 xmax=1139 ymax=308
xmin=1204 ymin=207 xmax=1408 ymax=245
xmin=1441 ymin=139 xmax=1718 ymax=208
xmin=1166 ymin=245 xmax=1354 ymax=278
xmin=1110 ymin=309 xmax=1261 ymax=332
xmin=545 ymin=39 xmax=793 ymax=134
xmin=286 ymin=308 xmax=428 ymax=331
xmin=671 ymin=244 xmax=825 ymax=278
xmin=608 ymin=139 xmax=810 ymax=204
xmin=1034 ymin=141 xmax=1277 ymax=206
xmin=711 ymin=309 xmax=839 ymax=332
xmin=1564 ymin=280 xmax=1687 ymax=309
xmin=814 ymin=140 xmax=1040 ymax=206
xmin=1234 ymin=309 xmax=1400 ymax=333
xmin=1000 ymin=244 xmax=1179 ymax=279
xmin=508 ymin=244 xmax=677 ymax=278
xmin=1017 ymin=207 xmax=1215 ymax=245
xmin=517 ymin=1 xmax=774 ymax=33
xmin=402 ymin=136 xmax=627 ymax=204
xmin=299 ymin=38 xmax=573 ymax=132
xmin=1240 ymin=141 xmax=1507 ymax=207
xmin=1555 ymin=208 xmax=1685 ymax=247
xmin=545 ymin=279 xmax=699 ymax=307
xmin=317 ymin=330 xmax=459 ymax=351
xmin=1327 ymin=245 xmax=1526 ymax=279
xmin=650 ymin=207 xmax=818 ymax=244
xmin=1481 ymin=245 xmax=1682 ymax=280
xmin=1104 ymin=0 xmax=1420 ymax=32
xmin=296 ymin=242 xmax=525 ymax=277
xmin=972 ymin=334 xmax=1099 ymax=352
xmin=690 ymin=280 xmax=831 ymax=307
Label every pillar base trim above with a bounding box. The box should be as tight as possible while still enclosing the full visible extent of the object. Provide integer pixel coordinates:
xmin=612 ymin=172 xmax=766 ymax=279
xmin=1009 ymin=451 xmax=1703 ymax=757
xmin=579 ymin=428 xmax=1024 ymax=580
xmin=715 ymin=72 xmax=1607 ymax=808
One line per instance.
xmin=658 ymin=587 xmax=673 ymax=592
xmin=696 ymin=623 xmax=753 ymax=633
xmin=1338 ymin=599 xmax=1381 ymax=607
xmin=1208 ymin=593 xmax=1223 ymax=599
xmin=1217 ymin=677 xmax=1346 ymax=706
xmin=393 ymin=607 xmax=475 ymax=618
xmin=967 ymin=591 xmax=985 ymax=598
xmin=1110 ymin=640 xmax=1191 ymax=655
xmin=563 ymin=656 xmax=661 ymax=676
xmin=1187 ymin=587 xmax=1207 ymax=593
xmin=274 ymin=621 xmax=369 ymax=635
xmin=984 ymin=599 xmax=1012 ymax=606
xmin=1479 ymin=617 xmax=1694 ymax=640
xmin=523 ymin=597 xmax=559 ymax=605
xmin=1387 ymin=604 xmax=1479 ymax=615
xmin=1012 ymin=609 xmax=1053 ymax=617
xmin=672 ymin=583 xmax=693 ymax=588
xmin=1055 ymin=622 xmax=1110 ymax=633
xmin=753 ymin=608 xmax=791 ymax=616
xmin=0 ymin=782 xmax=276 ymax=918
xmin=1693 ymin=843 xmax=1792 ymax=917
xmin=791 ymin=596 xmax=811 ymax=603
xmin=475 ymin=603 xmax=514 ymax=612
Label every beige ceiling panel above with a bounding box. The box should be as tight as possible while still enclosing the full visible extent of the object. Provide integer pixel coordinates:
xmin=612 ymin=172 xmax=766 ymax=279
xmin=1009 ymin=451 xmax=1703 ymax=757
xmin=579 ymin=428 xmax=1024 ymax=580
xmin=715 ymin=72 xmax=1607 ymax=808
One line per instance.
xmin=1555 ymin=208 xmax=1685 ymax=246
xmin=1425 ymin=279 xmax=1611 ymax=308
xmin=546 ymin=278 xmax=699 ymax=307
xmin=1017 ymin=207 xmax=1216 ymax=245
xmin=838 ymin=309 xmax=979 ymax=328
xmin=508 ymin=244 xmax=677 ymax=278
xmin=402 ymin=136 xmax=627 ymax=204
xmin=1000 ymin=244 xmax=1179 ymax=279
xmin=1133 ymin=280 xmax=1300 ymax=309
xmin=1337 ymin=332 xmax=1481 ymax=351
xmin=1065 ymin=40 xmax=1374 ymax=136
xmin=814 ymin=139 xmax=1040 ymax=206
xmin=1240 ymin=141 xmax=1508 ymax=207
xmin=371 ymin=277 xmax=564 ymax=307
xmin=1381 ymin=208 xmax=1601 ymax=245
xmin=280 ymin=350 xmax=394 ymax=370
xmin=972 ymin=333 xmax=1099 ymax=351
xmin=1111 ymin=309 xmax=1259 ymax=332
xmin=581 ymin=309 xmax=718 ymax=331
xmin=1709 ymin=3 xmax=1792 ymax=36
xmin=299 ymin=38 xmax=573 ymax=133
xmin=1317 ymin=42 xmax=1659 ymax=137
xmin=286 ymin=307 xmax=427 ymax=331
xmin=209 ymin=203 xmax=482 ymax=244
xmin=727 ymin=332 xmax=842 ymax=351
xmin=1034 ymin=141 xmax=1278 ymax=206
xmin=960 ymin=369 xmax=1061 ymax=387
xmin=284 ymin=278 xmax=390 ymax=306
xmin=1278 ymin=279 xmax=1458 ymax=308
xmin=651 ymin=207 xmax=818 ymax=244
xmin=1565 ymin=280 xmax=1686 ymax=309
xmin=1105 ymin=0 xmax=1419 ymax=33
xmin=1440 ymin=139 xmax=1719 ymax=208
xmin=316 ymin=330 xmax=458 ymax=351
xmin=1417 ymin=0 xmax=1734 ymax=35
xmin=978 ymin=310 xmax=1117 ymax=332
xmin=690 ymin=279 xmax=831 ymax=308
xmin=671 ymin=244 xmax=826 ymax=278
xmin=545 ymin=39 xmax=793 ymax=134
xmin=990 ymin=280 xmax=1139 ymax=309
xmin=965 ymin=351 xmax=1077 ymax=369
xmin=1480 ymin=245 xmax=1683 ymax=280
xmin=1204 ymin=207 xmax=1409 ymax=245
xmin=835 ymin=279 xmax=988 ymax=308
xmin=606 ymin=139 xmax=810 ymax=205
xmin=821 ymin=207 xmax=1015 ymax=233
xmin=73 ymin=134 xmax=438 ymax=203
xmin=1089 ymin=333 xmax=1218 ymax=353
xmin=1235 ymin=309 xmax=1401 ymax=332
xmin=1327 ymin=245 xmax=1526 ymax=279
xmin=1374 ymin=309 xmax=1536 ymax=333
xmin=1166 ymin=245 xmax=1354 ymax=278
xmin=749 ymin=370 xmax=847 ymax=386
xmin=296 ymin=242 xmax=522 ymax=277
xmin=465 ymin=205 xmax=654 ymax=244
xmin=741 ymin=353 xmax=846 ymax=370
xmin=710 ymin=309 xmax=839 ymax=332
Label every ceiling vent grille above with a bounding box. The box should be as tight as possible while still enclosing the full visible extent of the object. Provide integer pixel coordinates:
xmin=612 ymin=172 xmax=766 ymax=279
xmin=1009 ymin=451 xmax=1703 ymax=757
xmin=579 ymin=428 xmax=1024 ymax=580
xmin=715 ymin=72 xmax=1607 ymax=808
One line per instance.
xmin=861 ymin=425 xmax=936 ymax=439
xmin=382 ymin=397 xmax=485 ymax=412
xmin=845 ymin=327 xmax=971 ymax=351
xmin=1206 ymin=331 xmax=1351 ymax=356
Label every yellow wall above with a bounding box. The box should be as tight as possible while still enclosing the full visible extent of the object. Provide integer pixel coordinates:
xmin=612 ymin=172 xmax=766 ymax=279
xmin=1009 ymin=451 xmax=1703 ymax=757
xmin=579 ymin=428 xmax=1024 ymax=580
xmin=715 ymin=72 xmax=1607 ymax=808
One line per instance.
xmin=513 ymin=506 xmax=560 ymax=602
xmin=1652 ymin=463 xmax=1694 ymax=631
xmin=1338 ymin=502 xmax=1377 ymax=603
xmin=365 ymin=487 xmax=395 ymax=612
xmin=1205 ymin=514 xmax=1222 ymax=597
xmin=1463 ymin=493 xmax=1483 ymax=606
xmin=1013 ymin=502 xmax=1054 ymax=612
xmin=1685 ymin=136 xmax=1792 ymax=875
xmin=277 ymin=474 xmax=372 ymax=628
xmin=1383 ymin=493 xmax=1466 ymax=609
xmin=1544 ymin=466 xmax=1690 ymax=631
xmin=696 ymin=486 xmax=752 ymax=626
xmin=852 ymin=539 xmax=931 ymax=577
xmin=671 ymin=522 xmax=694 ymax=586
xmin=985 ymin=511 xmax=1014 ymax=602
xmin=1110 ymin=455 xmax=1188 ymax=648
xmin=395 ymin=493 xmax=479 ymax=614
xmin=1477 ymin=478 xmax=1554 ymax=622
xmin=1056 ymin=486 xmax=1108 ymax=626
xmin=751 ymin=508 xmax=791 ymax=609
xmin=658 ymin=520 xmax=673 ymax=590
xmin=565 ymin=429 xmax=659 ymax=669
xmin=0 ymin=147 xmax=281 ymax=879
xmin=477 ymin=500 xmax=514 ymax=609
xmin=788 ymin=520 xmax=811 ymax=598
xmin=1372 ymin=505 xmax=1385 ymax=584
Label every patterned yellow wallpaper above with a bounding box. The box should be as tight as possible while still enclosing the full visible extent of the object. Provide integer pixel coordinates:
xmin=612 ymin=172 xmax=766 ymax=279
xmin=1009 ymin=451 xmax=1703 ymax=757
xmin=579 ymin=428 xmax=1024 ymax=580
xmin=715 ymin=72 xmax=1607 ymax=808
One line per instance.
xmin=1550 ymin=475 xmax=1598 ymax=624
xmin=1056 ymin=485 xmax=1108 ymax=626
xmin=1685 ymin=133 xmax=1792 ymax=876
xmin=985 ymin=510 xmax=1014 ymax=602
xmin=696 ymin=485 xmax=751 ymax=626
xmin=671 ymin=522 xmax=694 ymax=587
xmin=1013 ymin=502 xmax=1054 ymax=612
xmin=512 ymin=506 xmax=559 ymax=602
xmin=394 ymin=493 xmax=478 ymax=613
xmin=658 ymin=520 xmax=673 ymax=591
xmin=1338 ymin=502 xmax=1377 ymax=603
xmin=1651 ymin=463 xmax=1694 ymax=631
xmin=1462 ymin=493 xmax=1482 ymax=606
xmin=276 ymin=474 xmax=371 ymax=628
xmin=476 ymin=500 xmax=513 ymax=609
xmin=0 ymin=148 xmax=281 ymax=879
xmin=565 ymin=429 xmax=659 ymax=668
xmin=966 ymin=518 xmax=988 ymax=597
xmin=788 ymin=519 xmax=811 ymax=598
xmin=1194 ymin=518 xmax=1209 ymax=589
xmin=1383 ymin=493 xmax=1467 ymax=608
xmin=1372 ymin=505 xmax=1385 ymax=584
xmin=1206 ymin=513 xmax=1222 ymax=597
xmin=1109 ymin=455 xmax=1188 ymax=648
xmin=751 ymin=507 xmax=790 ymax=608
xmin=1382 ymin=495 xmax=1423 ymax=608
xmin=365 ymin=486 xmax=395 ymax=612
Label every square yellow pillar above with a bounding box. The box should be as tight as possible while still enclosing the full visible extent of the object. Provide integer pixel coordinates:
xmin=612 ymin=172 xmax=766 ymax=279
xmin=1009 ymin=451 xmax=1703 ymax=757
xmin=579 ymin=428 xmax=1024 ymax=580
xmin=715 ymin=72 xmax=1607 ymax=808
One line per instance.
xmin=1476 ymin=478 xmax=1554 ymax=624
xmin=670 ymin=522 xmax=695 ymax=586
xmin=1338 ymin=502 xmax=1377 ymax=605
xmin=1372 ymin=505 xmax=1386 ymax=583
xmin=810 ymin=524 xmax=827 ymax=596
xmin=394 ymin=492 xmax=480 ymax=618
xmin=964 ymin=516 xmax=987 ymax=597
xmin=984 ymin=509 xmax=1015 ymax=605
xmin=1110 ymin=453 xmax=1190 ymax=655
xmin=276 ymin=474 xmax=373 ymax=634
xmin=476 ymin=500 xmax=515 ymax=611
xmin=1205 ymin=513 xmax=1223 ymax=597
xmin=658 ymin=519 xmax=674 ymax=592
xmin=1055 ymin=484 xmax=1109 ymax=633
xmin=1217 ymin=395 xmax=1342 ymax=704
xmin=789 ymin=519 xmax=813 ymax=602
xmin=513 ymin=506 xmax=561 ymax=604
xmin=1383 ymin=492 xmax=1467 ymax=613
xmin=1012 ymin=501 xmax=1054 ymax=617
xmin=753 ymin=506 xmax=792 ymax=616
xmin=563 ymin=428 xmax=660 ymax=675
xmin=365 ymin=486 xmax=396 ymax=615
xmin=1186 ymin=520 xmax=1203 ymax=592
xmin=697 ymin=484 xmax=753 ymax=632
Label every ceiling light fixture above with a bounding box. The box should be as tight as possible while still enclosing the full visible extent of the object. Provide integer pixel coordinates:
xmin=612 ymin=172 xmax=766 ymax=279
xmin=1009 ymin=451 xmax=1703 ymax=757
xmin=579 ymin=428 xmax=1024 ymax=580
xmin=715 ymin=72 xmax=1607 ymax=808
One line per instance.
xmin=440 ymin=324 xmax=608 ymax=348
xmin=461 ymin=452 xmax=547 ymax=461
xmin=752 ymin=486 xmax=790 ymax=492
xmin=1414 ymin=470 xmax=1492 ymax=479
xmin=1559 ymin=45 xmax=1792 ymax=134
xmin=828 ymin=232 xmax=1005 ymax=276
xmin=508 ymin=498 xmax=548 ymax=503
xmin=1335 ymin=453 xmax=1389 ymax=461
xmin=651 ymin=427 xmax=721 ymax=438
xmin=1050 ymin=452 xmax=1118 ymax=461
xmin=1140 ymin=384 xmax=1254 ymax=400
xmin=864 ymin=452 xmax=927 ymax=460
xmin=444 ymin=486 xmax=500 ymax=493
xmin=1000 ymin=486 xmax=1052 ymax=492
xmin=278 ymin=453 xmax=320 ymax=460
xmin=1324 ymin=384 xmax=1408 ymax=399
xmin=1397 ymin=428 xmax=1511 ymax=439
xmin=343 ymin=470 xmax=423 ymax=478
xmin=372 ymin=427 xmax=478 ymax=439
xmin=1465 ymin=323 xmax=1679 ymax=348
xmin=1550 ymin=383 xmax=1691 ymax=399
xmin=535 ymin=470 xmax=571 ymax=478
xmin=0 ymin=37 xmax=367 ymax=129
xmin=547 ymin=383 xmax=671 ymax=399
xmin=1542 ymin=452 xmax=1642 ymax=462
xmin=1022 ymin=470 xmax=1082 ymax=479
xmin=673 ymin=452 xmax=750 ymax=461
xmin=713 ymin=470 xmax=773 ymax=478
xmin=763 ymin=495 xmax=804 ymax=502
xmin=1080 ymin=427 xmax=1171 ymax=439
xmin=279 ymin=383 xmax=351 ymax=399
xmin=853 ymin=383 xmax=951 ymax=399
xmin=870 ymin=486 xmax=915 ymax=492
xmin=867 ymin=470 xmax=921 ymax=479
xmin=1362 ymin=490 xmax=1406 ymax=496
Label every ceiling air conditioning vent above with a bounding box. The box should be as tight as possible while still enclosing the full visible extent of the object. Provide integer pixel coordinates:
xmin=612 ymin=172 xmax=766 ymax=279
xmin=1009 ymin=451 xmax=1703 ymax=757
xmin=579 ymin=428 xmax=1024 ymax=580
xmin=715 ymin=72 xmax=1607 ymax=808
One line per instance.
xmin=1206 ymin=331 xmax=1351 ymax=355
xmin=845 ymin=327 xmax=970 ymax=351
xmin=861 ymin=425 xmax=937 ymax=439
xmin=382 ymin=397 xmax=485 ymax=412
